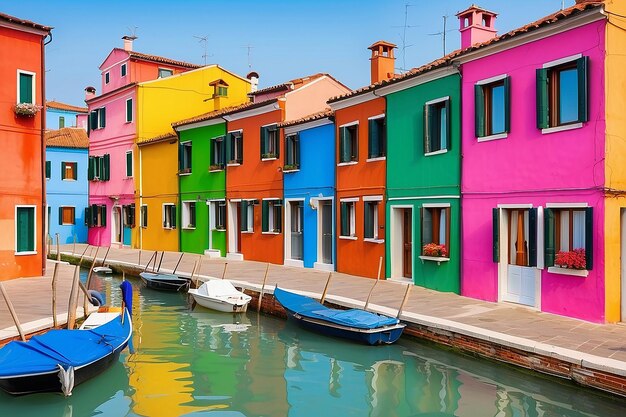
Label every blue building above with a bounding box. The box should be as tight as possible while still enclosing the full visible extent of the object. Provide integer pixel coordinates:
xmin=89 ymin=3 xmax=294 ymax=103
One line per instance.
xmin=45 ymin=128 xmax=89 ymax=244
xmin=46 ymin=101 xmax=88 ymax=130
xmin=279 ymin=110 xmax=335 ymax=270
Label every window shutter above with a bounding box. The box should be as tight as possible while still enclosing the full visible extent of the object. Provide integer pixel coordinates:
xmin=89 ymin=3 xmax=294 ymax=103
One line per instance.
xmin=577 ymin=56 xmax=588 ymax=123
xmin=88 ymin=156 xmax=94 ymax=180
xmin=59 ymin=116 xmax=65 ymax=128
xmin=423 ymin=104 xmax=431 ymax=154
xmin=544 ymin=208 xmax=555 ymax=267
xmin=45 ymin=161 xmax=51 ymax=179
xmin=262 ymin=200 xmax=269 ymax=232
xmin=220 ymin=136 xmax=226 ymax=166
xmin=340 ymin=127 xmax=350 ymax=163
xmin=364 ymin=202 xmax=373 ymax=239
xmin=536 ymin=68 xmax=549 ymax=129
xmin=171 ymin=205 xmax=177 ymax=229
xmin=178 ymin=142 xmax=183 ymax=171
xmin=274 ymin=127 xmax=280 ymax=158
xmin=368 ymin=119 xmax=378 ymax=158
xmin=100 ymin=205 xmax=107 ymax=227
xmin=237 ymin=133 xmax=244 ymax=163
xmin=294 ymin=134 xmax=300 ymax=167
xmin=60 ymin=163 xmax=66 ymax=180
xmin=260 ymin=126 xmax=267 ymax=158
xmin=100 ymin=107 xmax=106 ymax=128
xmin=444 ymin=99 xmax=451 ymax=151
xmin=492 ymin=208 xmax=500 ymax=262
xmin=528 ymin=208 xmax=537 ymax=267
xmin=126 ymin=99 xmax=132 ymax=122
xmin=503 ymin=76 xmax=511 ymax=133
xmin=85 ymin=207 xmax=91 ymax=227
xmin=19 ymin=73 xmax=33 ymax=103
xmin=240 ymin=201 xmax=248 ymax=231
xmin=103 ymin=154 xmax=110 ymax=180
xmin=585 ymin=207 xmax=593 ymax=270
xmin=419 ymin=207 xmax=425 ymax=255
xmin=90 ymin=111 xmax=98 ymax=130
xmin=275 ymin=202 xmax=282 ymax=232
xmin=58 ymin=207 xmax=63 ymax=225
xmin=340 ymin=202 xmax=348 ymax=236
xmin=91 ymin=204 xmax=98 ymax=226
xmin=474 ymin=84 xmax=485 ymax=137
xmin=126 ymin=152 xmax=132 ymax=177
xmin=225 ymin=134 xmax=232 ymax=163
xmin=130 ymin=204 xmax=136 ymax=227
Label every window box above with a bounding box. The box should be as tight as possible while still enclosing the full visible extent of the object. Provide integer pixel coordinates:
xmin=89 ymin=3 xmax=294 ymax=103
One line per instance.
xmin=178 ymin=168 xmax=191 ymax=175
xmin=209 ymin=164 xmax=224 ymax=172
xmin=283 ymin=164 xmax=299 ymax=172
xmin=261 ymin=153 xmax=277 ymax=160
xmin=260 ymin=125 xmax=279 ymax=160
xmin=547 ymin=266 xmax=589 ymax=277
xmin=421 ymin=206 xmax=451 ymax=259
xmin=418 ymin=255 xmax=450 ymax=265
xmin=14 ymin=103 xmax=42 ymax=117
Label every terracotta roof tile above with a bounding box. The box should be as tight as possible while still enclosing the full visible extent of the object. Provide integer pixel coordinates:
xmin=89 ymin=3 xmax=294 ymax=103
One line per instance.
xmin=137 ymin=132 xmax=178 ymax=146
xmin=172 ymin=99 xmax=279 ymax=129
xmin=114 ymin=48 xmax=201 ymax=69
xmin=329 ymin=1 xmax=603 ymax=103
xmin=45 ymin=128 xmax=89 ymax=149
xmin=278 ymin=109 xmax=334 ymax=128
xmin=46 ymin=101 xmax=88 ymax=113
xmin=0 ymin=12 xmax=52 ymax=32
xmin=250 ymin=73 xmax=345 ymax=96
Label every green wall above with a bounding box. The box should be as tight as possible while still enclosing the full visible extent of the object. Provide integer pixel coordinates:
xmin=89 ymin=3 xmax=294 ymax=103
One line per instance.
xmin=179 ymin=123 xmax=227 ymax=255
xmin=385 ymin=73 xmax=461 ymax=293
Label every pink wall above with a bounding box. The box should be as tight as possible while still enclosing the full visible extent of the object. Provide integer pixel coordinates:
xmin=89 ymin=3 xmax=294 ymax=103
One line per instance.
xmin=284 ymin=76 xmax=349 ymax=121
xmin=460 ymin=21 xmax=606 ymax=322
xmin=100 ymin=49 xmax=131 ymax=95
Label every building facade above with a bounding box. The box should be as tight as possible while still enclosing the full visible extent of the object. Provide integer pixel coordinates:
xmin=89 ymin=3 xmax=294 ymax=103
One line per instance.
xmin=46 ymin=100 xmax=88 ymax=130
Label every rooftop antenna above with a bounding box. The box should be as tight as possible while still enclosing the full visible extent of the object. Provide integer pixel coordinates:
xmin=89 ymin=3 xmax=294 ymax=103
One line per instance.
xmin=241 ymin=44 xmax=254 ymax=70
xmin=428 ymin=15 xmax=454 ymax=56
xmin=127 ymin=26 xmax=138 ymax=38
xmin=561 ymin=0 xmax=565 ymax=10
xmin=194 ymin=35 xmax=209 ymax=65
xmin=391 ymin=3 xmax=417 ymax=73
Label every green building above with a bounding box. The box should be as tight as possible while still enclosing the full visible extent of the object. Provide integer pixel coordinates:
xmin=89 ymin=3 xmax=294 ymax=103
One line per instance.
xmin=382 ymin=67 xmax=461 ymax=293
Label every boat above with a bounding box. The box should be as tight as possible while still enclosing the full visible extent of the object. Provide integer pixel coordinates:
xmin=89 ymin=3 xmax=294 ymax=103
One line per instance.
xmin=139 ymin=271 xmax=190 ymax=292
xmin=273 ymin=286 xmax=405 ymax=345
xmin=93 ymin=266 xmax=112 ymax=274
xmin=0 ymin=281 xmax=133 ymax=396
xmin=188 ymin=280 xmax=252 ymax=313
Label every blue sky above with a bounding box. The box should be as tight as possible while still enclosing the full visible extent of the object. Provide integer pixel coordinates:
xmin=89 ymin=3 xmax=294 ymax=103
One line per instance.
xmin=3 ymin=0 xmax=575 ymax=106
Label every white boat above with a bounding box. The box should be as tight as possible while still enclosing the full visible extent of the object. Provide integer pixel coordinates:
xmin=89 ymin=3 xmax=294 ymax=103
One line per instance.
xmin=93 ymin=266 xmax=112 ymax=274
xmin=189 ymin=280 xmax=252 ymax=313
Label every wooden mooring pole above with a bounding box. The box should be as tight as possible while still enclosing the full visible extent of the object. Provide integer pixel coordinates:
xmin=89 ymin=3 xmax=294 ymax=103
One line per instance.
xmin=78 ymin=244 xmax=90 ymax=267
xmin=364 ymin=257 xmax=383 ymax=311
xmin=55 ymin=233 xmax=60 ymax=261
xmin=320 ymin=273 xmax=333 ymax=304
xmin=257 ymin=263 xmax=270 ymax=313
xmin=397 ymin=284 xmax=412 ymax=319
xmin=66 ymin=266 xmax=80 ymax=329
xmin=51 ymin=262 xmax=59 ymax=327
xmin=85 ymin=246 xmax=100 ymax=291
xmin=72 ymin=234 xmax=77 ymax=255
xmin=221 ymin=262 xmax=228 ymax=279
xmin=0 ymin=283 xmax=25 ymax=341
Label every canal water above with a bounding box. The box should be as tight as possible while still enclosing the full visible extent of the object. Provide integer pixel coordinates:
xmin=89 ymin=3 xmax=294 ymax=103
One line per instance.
xmin=1 ymin=272 xmax=625 ymax=417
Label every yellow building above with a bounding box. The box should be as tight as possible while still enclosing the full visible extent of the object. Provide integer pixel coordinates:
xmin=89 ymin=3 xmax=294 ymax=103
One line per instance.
xmin=135 ymin=66 xmax=251 ymax=250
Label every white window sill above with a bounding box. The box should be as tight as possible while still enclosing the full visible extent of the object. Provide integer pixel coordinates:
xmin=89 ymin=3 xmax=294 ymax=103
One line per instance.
xmin=541 ymin=122 xmax=583 ymax=135
xmin=547 ymin=266 xmax=589 ymax=277
xmin=213 ymin=228 xmax=226 ymax=232
xmin=178 ymin=172 xmax=192 ymax=176
xmin=209 ymin=169 xmax=224 ymax=173
xmin=284 ymin=259 xmax=304 ymax=268
xmin=227 ymin=162 xmax=241 ymax=167
xmin=339 ymin=235 xmax=357 ymax=240
xmin=62 ymin=179 xmax=77 ymax=182
xmin=15 ymin=251 xmax=37 ymax=256
xmin=424 ymin=149 xmax=448 ymax=157
xmin=61 ymin=223 xmax=76 ymax=226
xmin=163 ymin=227 xmax=176 ymax=230
xmin=366 ymin=157 xmax=386 ymax=162
xmin=182 ymin=226 xmax=196 ymax=230
xmin=337 ymin=161 xmax=358 ymax=167
xmin=125 ymin=176 xmax=133 ymax=179
xmin=241 ymin=230 xmax=254 ymax=234
xmin=261 ymin=157 xmax=278 ymax=162
xmin=419 ymin=255 xmax=450 ymax=265
xmin=477 ymin=132 xmax=508 ymax=142
xmin=262 ymin=231 xmax=281 ymax=235
xmin=283 ymin=168 xmax=300 ymax=173
xmin=364 ymin=238 xmax=385 ymax=244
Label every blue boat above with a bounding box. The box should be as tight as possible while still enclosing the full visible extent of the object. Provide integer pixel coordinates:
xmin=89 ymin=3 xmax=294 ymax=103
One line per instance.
xmin=0 ymin=281 xmax=133 ymax=396
xmin=273 ymin=287 xmax=405 ymax=345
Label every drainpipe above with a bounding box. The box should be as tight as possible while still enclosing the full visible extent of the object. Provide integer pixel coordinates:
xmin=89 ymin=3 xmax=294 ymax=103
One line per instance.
xmin=139 ymin=145 xmax=143 ymax=249
xmin=41 ymin=32 xmax=52 ymax=275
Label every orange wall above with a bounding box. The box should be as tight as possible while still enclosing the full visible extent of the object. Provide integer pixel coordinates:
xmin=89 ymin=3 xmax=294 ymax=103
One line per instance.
xmin=335 ymin=97 xmax=386 ymax=278
xmin=226 ymin=105 xmax=285 ymax=264
xmin=130 ymin=60 xmax=188 ymax=85
xmin=0 ymin=25 xmax=45 ymax=279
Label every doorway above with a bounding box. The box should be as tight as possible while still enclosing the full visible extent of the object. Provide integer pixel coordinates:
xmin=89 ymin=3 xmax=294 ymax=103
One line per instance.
xmin=390 ymin=206 xmax=412 ymax=280
xmin=112 ymin=206 xmax=122 ymax=245
xmin=621 ymin=209 xmax=626 ymax=321
xmin=402 ymin=209 xmax=412 ymax=278
xmin=315 ymin=199 xmax=333 ymax=269
xmin=285 ymin=200 xmax=304 ymax=265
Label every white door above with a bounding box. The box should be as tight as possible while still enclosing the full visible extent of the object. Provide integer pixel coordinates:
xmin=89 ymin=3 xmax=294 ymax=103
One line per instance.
xmin=501 ymin=209 xmax=537 ymax=307
xmin=112 ymin=206 xmax=122 ymax=244
xmin=621 ymin=209 xmax=626 ymax=321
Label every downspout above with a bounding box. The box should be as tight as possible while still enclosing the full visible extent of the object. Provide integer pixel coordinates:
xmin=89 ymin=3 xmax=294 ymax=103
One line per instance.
xmin=139 ymin=145 xmax=143 ymax=249
xmin=41 ymin=32 xmax=52 ymax=275
xmin=455 ymin=63 xmax=464 ymax=295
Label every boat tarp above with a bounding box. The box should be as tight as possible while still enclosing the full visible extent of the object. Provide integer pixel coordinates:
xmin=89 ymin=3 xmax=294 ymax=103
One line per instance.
xmin=199 ymin=280 xmax=244 ymax=297
xmin=0 ymin=310 xmax=130 ymax=377
xmin=139 ymin=272 xmax=181 ymax=281
xmin=274 ymin=287 xmax=399 ymax=329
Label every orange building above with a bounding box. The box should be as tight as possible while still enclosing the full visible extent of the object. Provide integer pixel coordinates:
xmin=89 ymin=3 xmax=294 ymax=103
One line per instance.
xmin=0 ymin=13 xmax=51 ymax=279
xmin=328 ymin=41 xmax=396 ymax=278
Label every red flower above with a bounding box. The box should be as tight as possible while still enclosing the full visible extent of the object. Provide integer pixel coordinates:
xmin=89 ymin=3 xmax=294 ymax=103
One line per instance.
xmin=423 ymin=243 xmax=448 ymax=257
xmin=555 ymin=248 xmax=586 ymax=270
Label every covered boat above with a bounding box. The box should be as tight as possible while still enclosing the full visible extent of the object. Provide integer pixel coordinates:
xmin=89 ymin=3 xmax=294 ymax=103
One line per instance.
xmin=0 ymin=281 xmax=133 ymax=396
xmin=188 ymin=280 xmax=252 ymax=313
xmin=273 ymin=287 xmax=405 ymax=345
xmin=139 ymin=272 xmax=190 ymax=292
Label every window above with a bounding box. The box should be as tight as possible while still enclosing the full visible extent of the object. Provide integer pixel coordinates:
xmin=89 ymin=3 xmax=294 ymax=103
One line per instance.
xmin=121 ymin=63 xmax=127 ymax=77
xmin=260 ymin=124 xmax=279 ymax=159
xmin=213 ymin=201 xmax=226 ymax=230
xmin=504 ymin=208 xmax=537 ymax=267
xmin=364 ymin=201 xmax=379 ymax=239
xmin=421 ymin=206 xmax=450 ymax=258
xmin=368 ymin=116 xmax=386 ymax=159
xmin=45 ymin=161 xmax=51 ymax=179
xmin=182 ymin=201 xmax=197 ymax=229
xmin=545 ymin=207 xmax=593 ymax=270
xmin=123 ymin=204 xmax=135 ymax=228
xmin=85 ymin=204 xmax=106 ymax=227
xmin=339 ymin=200 xmax=357 ymax=238
xmin=105 ymin=72 xmax=110 ymax=84
xmin=262 ymin=199 xmax=282 ymax=233
xmin=424 ymin=97 xmax=450 ymax=154
xmin=17 ymin=71 xmax=34 ymax=104
xmin=211 ymin=79 xmax=229 ymax=98
xmin=537 ymin=56 xmax=588 ymax=129
xmin=59 ymin=206 xmax=75 ymax=225
xmin=240 ymin=200 xmax=254 ymax=232
xmin=339 ymin=124 xmax=358 ymax=163
xmin=140 ymin=205 xmax=148 ymax=228
xmin=227 ymin=131 xmax=243 ymax=164
xmin=16 ymin=206 xmax=35 ymax=253
xmin=158 ymin=68 xmax=173 ymax=78
xmin=126 ymin=99 xmax=133 ymax=123
xmin=89 ymin=107 xmax=106 ymax=130
xmin=284 ymin=133 xmax=300 ymax=170
xmin=88 ymin=154 xmax=110 ymax=181
xmin=61 ymin=161 xmax=77 ymax=181
xmin=126 ymin=151 xmax=133 ymax=177
xmin=163 ymin=204 xmax=177 ymax=229
xmin=475 ymin=76 xmax=510 ymax=138
xmin=59 ymin=116 xmax=65 ymax=128
xmin=210 ymin=136 xmax=225 ymax=171
xmin=179 ymin=141 xmax=192 ymax=174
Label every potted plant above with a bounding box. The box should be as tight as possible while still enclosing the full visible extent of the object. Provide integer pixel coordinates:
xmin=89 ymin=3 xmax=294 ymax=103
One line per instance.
xmin=262 ymin=152 xmax=276 ymax=159
xmin=209 ymin=164 xmax=223 ymax=171
xmin=554 ymin=248 xmax=586 ymax=270
xmin=423 ymin=243 xmax=449 ymax=258
xmin=283 ymin=164 xmax=298 ymax=171
xmin=14 ymin=103 xmax=42 ymax=117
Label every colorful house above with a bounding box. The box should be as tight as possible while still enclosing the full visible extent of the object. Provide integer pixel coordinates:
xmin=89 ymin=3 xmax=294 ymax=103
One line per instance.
xmin=327 ymin=42 xmax=392 ymax=279
xmin=46 ymin=100 xmax=88 ymax=130
xmin=458 ymin=1 xmax=626 ymax=323
xmin=45 ymin=128 xmax=90 ymax=244
xmin=221 ymin=74 xmax=348 ymax=264
xmin=0 ymin=13 xmax=51 ymax=279
xmin=278 ymin=110 xmax=336 ymax=270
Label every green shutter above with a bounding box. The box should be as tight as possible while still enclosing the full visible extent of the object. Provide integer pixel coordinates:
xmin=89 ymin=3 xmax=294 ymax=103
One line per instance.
xmin=275 ymin=201 xmax=282 ymax=232
xmin=171 ymin=205 xmax=177 ymax=229
xmin=340 ymin=127 xmax=350 ymax=162
xmin=364 ymin=202 xmax=373 ymax=239
xmin=16 ymin=207 xmax=34 ymax=252
xmin=444 ymin=99 xmax=451 ymax=151
xmin=225 ymin=134 xmax=232 ymax=163
xmin=59 ymin=116 xmax=65 ymax=128
xmin=103 ymin=154 xmax=110 ymax=180
xmin=274 ymin=126 xmax=280 ymax=158
xmin=238 ymin=133 xmax=244 ymax=163
xmin=475 ymin=84 xmax=485 ymax=138
xmin=126 ymin=152 xmax=133 ymax=177
xmin=492 ymin=208 xmax=500 ymax=262
xmin=262 ymin=200 xmax=269 ymax=232
xmin=19 ymin=73 xmax=33 ymax=103
xmin=91 ymin=204 xmax=98 ymax=226
xmin=503 ymin=76 xmax=511 ymax=133
xmin=294 ymin=134 xmax=300 ymax=167
xmin=528 ymin=208 xmax=537 ymax=267
xmin=240 ymin=201 xmax=248 ymax=231
xmin=220 ymin=136 xmax=226 ymax=166
xmin=45 ymin=161 xmax=51 ymax=179
xmin=61 ymin=163 xmax=66 ymax=180
xmin=130 ymin=204 xmax=136 ymax=227
xmin=85 ymin=207 xmax=91 ymax=227
xmin=100 ymin=205 xmax=107 ymax=227
xmin=126 ymin=99 xmax=133 ymax=122
xmin=178 ymin=142 xmax=183 ymax=171
xmin=585 ymin=207 xmax=593 ymax=270
xmin=260 ymin=126 xmax=267 ymax=158
xmin=368 ymin=119 xmax=379 ymax=158
xmin=88 ymin=156 xmax=94 ymax=180
xmin=58 ymin=207 xmax=63 ymax=225
xmin=340 ymin=202 xmax=348 ymax=236
xmin=423 ymin=104 xmax=431 ymax=154
xmin=90 ymin=111 xmax=98 ymax=130
xmin=577 ymin=56 xmax=588 ymax=123
xmin=544 ymin=208 xmax=555 ymax=267
xmin=536 ymin=68 xmax=549 ymax=129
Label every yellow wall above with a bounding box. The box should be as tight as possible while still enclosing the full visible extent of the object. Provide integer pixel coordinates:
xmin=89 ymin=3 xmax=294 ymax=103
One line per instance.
xmin=604 ymin=0 xmax=626 ymax=322
xmin=134 ymin=66 xmax=251 ymax=250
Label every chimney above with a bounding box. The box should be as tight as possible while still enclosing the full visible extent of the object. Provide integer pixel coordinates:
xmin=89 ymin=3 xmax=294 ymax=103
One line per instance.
xmin=122 ymin=35 xmax=137 ymax=52
xmin=456 ymin=5 xmax=497 ymax=49
xmin=368 ymin=41 xmax=396 ymax=84
xmin=246 ymin=71 xmax=259 ymax=93
xmin=84 ymin=86 xmax=96 ymax=101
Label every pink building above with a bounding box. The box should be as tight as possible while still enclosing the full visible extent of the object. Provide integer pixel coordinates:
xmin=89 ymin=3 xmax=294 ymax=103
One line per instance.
xmin=459 ymin=3 xmax=607 ymax=322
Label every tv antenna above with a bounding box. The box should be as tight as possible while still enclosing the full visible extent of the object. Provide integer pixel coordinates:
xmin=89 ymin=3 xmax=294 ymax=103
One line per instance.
xmin=391 ymin=3 xmax=417 ymax=73
xmin=193 ymin=35 xmax=210 ymax=65
xmin=241 ymin=44 xmax=254 ymax=70
xmin=126 ymin=26 xmax=138 ymax=38
xmin=428 ymin=15 xmax=454 ymax=56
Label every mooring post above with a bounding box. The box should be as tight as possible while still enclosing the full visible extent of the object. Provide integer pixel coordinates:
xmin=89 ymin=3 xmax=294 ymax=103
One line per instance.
xmin=0 ymin=283 xmax=25 ymax=341
xmin=257 ymin=263 xmax=270 ymax=312
xmin=55 ymin=233 xmax=60 ymax=261
xmin=397 ymin=283 xmax=412 ymax=319
xmin=67 ymin=266 xmax=80 ymax=329
xmin=85 ymin=246 xmax=100 ymax=291
xmin=51 ymin=262 xmax=59 ymax=327
xmin=221 ymin=262 xmax=228 ymax=279
xmin=78 ymin=244 xmax=89 ymax=267
xmin=138 ymin=249 xmax=142 ymax=267
xmin=72 ymin=234 xmax=77 ymax=255
xmin=364 ymin=257 xmax=383 ymax=311
xmin=320 ymin=272 xmax=333 ymax=304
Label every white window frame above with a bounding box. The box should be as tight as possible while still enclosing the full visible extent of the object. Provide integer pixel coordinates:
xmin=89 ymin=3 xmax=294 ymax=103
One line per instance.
xmin=140 ymin=204 xmax=148 ymax=228
xmin=126 ymin=98 xmax=133 ymax=123
xmin=181 ymin=200 xmax=196 ymax=230
xmin=363 ymin=195 xmax=384 ymax=243
xmin=158 ymin=68 xmax=174 ymax=78
xmin=244 ymin=199 xmax=254 ymax=233
xmin=339 ymin=198 xmax=358 ymax=240
xmin=104 ymin=71 xmax=110 ymax=85
xmin=15 ymin=205 xmax=37 ymax=255
xmin=16 ymin=70 xmax=36 ymax=104
xmin=125 ymin=150 xmax=133 ymax=178
xmin=162 ymin=203 xmax=176 ymax=230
